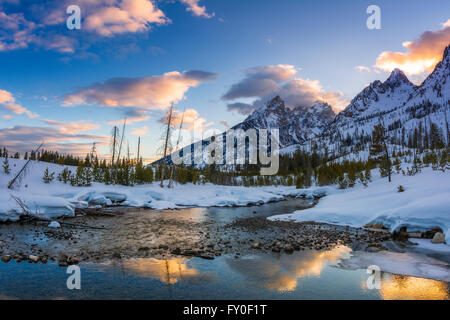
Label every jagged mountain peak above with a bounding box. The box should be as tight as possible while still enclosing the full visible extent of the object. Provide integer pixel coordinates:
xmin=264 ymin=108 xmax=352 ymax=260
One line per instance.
xmin=310 ymin=100 xmax=333 ymax=110
xmin=267 ymin=95 xmax=284 ymax=106
xmin=384 ymin=68 xmax=413 ymax=88
xmin=265 ymin=95 xmax=285 ymax=111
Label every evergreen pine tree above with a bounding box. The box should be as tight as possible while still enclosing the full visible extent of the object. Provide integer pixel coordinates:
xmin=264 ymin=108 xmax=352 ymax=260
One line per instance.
xmin=2 ymin=156 xmax=10 ymax=174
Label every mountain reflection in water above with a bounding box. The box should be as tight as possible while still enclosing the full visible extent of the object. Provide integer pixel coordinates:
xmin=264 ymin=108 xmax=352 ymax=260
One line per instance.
xmin=226 ymin=246 xmax=352 ymax=292
xmin=105 ymin=257 xmax=217 ymax=285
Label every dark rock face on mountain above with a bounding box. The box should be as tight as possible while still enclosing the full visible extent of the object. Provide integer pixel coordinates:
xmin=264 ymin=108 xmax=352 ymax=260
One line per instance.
xmin=233 ymin=96 xmax=335 ymax=147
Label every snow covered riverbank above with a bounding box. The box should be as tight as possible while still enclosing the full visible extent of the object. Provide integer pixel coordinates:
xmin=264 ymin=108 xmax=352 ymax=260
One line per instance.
xmin=0 ymin=158 xmax=325 ymax=222
xmin=269 ymin=167 xmax=450 ymax=243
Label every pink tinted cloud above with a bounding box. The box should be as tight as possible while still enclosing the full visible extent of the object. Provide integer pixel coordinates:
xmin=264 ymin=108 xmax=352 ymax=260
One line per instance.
xmin=0 ymin=89 xmax=39 ymax=118
xmin=180 ymin=0 xmax=215 ymax=19
xmin=63 ymin=70 xmax=218 ymax=110
xmin=0 ymin=0 xmax=170 ymax=53
xmin=0 ymin=11 xmax=36 ymax=51
xmin=43 ymin=119 xmax=100 ymax=134
xmin=84 ymin=0 xmax=170 ymax=36
xmin=0 ymin=125 xmax=109 ymax=157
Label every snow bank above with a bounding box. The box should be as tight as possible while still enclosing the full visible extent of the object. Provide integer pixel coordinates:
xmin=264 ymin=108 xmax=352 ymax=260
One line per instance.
xmin=0 ymin=158 xmax=314 ymax=222
xmin=0 ymin=192 xmax=75 ymax=222
xmin=270 ymin=167 xmax=450 ymax=243
xmin=337 ymin=250 xmax=450 ymax=282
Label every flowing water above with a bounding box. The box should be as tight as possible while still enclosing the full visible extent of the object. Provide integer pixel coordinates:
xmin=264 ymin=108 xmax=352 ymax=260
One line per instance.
xmin=0 ymin=199 xmax=449 ymax=300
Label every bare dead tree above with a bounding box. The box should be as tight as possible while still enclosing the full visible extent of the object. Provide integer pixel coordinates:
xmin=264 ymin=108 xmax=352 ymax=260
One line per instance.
xmin=168 ymin=108 xmax=185 ymax=188
xmin=445 ymin=111 xmax=450 ymax=146
xmin=111 ymin=126 xmax=118 ymax=184
xmin=117 ymin=118 xmax=127 ymax=165
xmin=160 ymin=103 xmax=174 ymax=188
xmin=137 ymin=136 xmax=141 ymax=162
xmin=8 ymin=142 xmax=44 ymax=189
xmin=112 ymin=126 xmax=118 ymax=166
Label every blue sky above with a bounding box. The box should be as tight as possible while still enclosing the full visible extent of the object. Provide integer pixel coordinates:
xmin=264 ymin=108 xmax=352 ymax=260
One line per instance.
xmin=0 ymin=0 xmax=449 ymax=162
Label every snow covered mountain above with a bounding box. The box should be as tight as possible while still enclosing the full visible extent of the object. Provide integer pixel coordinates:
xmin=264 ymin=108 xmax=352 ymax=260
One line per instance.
xmin=318 ymin=44 xmax=450 ymax=152
xmin=335 ymin=68 xmax=416 ymax=123
xmin=233 ymin=95 xmax=336 ymax=147
xmin=164 ymin=44 xmax=449 ymax=163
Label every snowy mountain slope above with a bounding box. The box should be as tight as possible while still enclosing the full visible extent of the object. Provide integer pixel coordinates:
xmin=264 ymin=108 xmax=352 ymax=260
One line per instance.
xmin=332 ymin=69 xmax=416 ymax=129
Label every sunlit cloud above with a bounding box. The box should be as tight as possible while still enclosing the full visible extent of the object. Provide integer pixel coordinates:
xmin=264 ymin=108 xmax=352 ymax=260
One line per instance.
xmin=180 ymin=0 xmax=215 ymax=19
xmin=84 ymin=0 xmax=170 ymax=36
xmin=63 ymin=70 xmax=218 ymax=110
xmin=374 ymin=19 xmax=450 ymax=77
xmin=223 ymin=65 xmax=348 ymax=112
xmin=0 ymin=89 xmax=38 ymax=118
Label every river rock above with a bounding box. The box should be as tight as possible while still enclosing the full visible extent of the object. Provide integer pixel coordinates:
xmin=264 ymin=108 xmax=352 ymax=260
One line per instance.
xmin=1 ymin=255 xmax=11 ymax=263
xmin=48 ymin=221 xmax=61 ymax=228
xmin=29 ymin=255 xmax=39 ymax=263
xmin=67 ymin=256 xmax=79 ymax=265
xmin=284 ymin=244 xmax=294 ymax=254
xmin=431 ymin=232 xmax=446 ymax=244
xmin=58 ymin=260 xmax=68 ymax=267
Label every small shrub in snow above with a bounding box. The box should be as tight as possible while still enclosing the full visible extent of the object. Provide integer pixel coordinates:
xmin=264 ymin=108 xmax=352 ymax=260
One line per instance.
xmin=42 ymin=167 xmax=55 ymax=183
xmin=358 ymin=172 xmax=368 ymax=187
xmin=397 ymin=185 xmax=405 ymax=193
xmin=336 ymin=175 xmax=348 ymax=189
